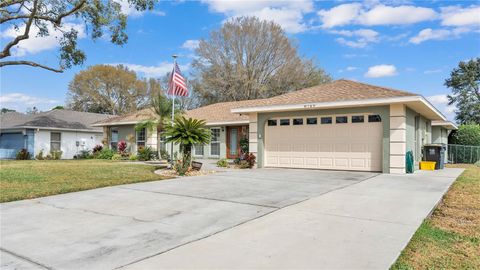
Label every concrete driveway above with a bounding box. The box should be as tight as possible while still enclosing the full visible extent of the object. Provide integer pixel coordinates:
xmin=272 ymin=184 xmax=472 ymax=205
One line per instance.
xmin=1 ymin=168 xmax=375 ymax=270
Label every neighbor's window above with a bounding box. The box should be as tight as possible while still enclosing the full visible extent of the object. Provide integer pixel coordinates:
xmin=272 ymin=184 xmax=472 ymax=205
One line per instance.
xmin=321 ymin=117 xmax=332 ymax=124
xmin=110 ymin=129 xmax=118 ymax=150
xmin=368 ymin=115 xmax=382 ymax=122
xmin=336 ymin=116 xmax=348 ymax=124
xmin=280 ymin=119 xmax=290 ymax=126
xmin=210 ymin=128 xmax=220 ymax=156
xmin=136 ymin=128 xmax=146 ymax=147
xmin=351 ymin=115 xmax=364 ymax=123
xmin=194 ymin=144 xmax=204 ymax=156
xmin=267 ymin=120 xmax=277 ymax=126
xmin=50 ymin=132 xmax=61 ymax=151
xmin=293 ymin=118 xmax=303 ymax=125
xmin=306 ymin=118 xmax=317 ymax=125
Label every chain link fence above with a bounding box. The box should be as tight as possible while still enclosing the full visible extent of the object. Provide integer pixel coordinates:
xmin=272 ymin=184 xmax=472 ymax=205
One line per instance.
xmin=447 ymin=144 xmax=480 ymax=164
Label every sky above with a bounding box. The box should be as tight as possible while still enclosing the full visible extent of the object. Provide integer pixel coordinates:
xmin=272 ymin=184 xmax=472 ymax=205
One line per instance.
xmin=1 ymin=0 xmax=479 ymax=121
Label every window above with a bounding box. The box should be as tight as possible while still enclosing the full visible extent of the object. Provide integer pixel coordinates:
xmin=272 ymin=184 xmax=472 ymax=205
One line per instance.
xmin=293 ymin=118 xmax=303 ymax=125
xmin=336 ymin=116 xmax=348 ymax=124
xmin=280 ymin=119 xmax=290 ymax=126
xmin=210 ymin=128 xmax=220 ymax=156
xmin=321 ymin=117 xmax=332 ymax=124
xmin=306 ymin=118 xmax=317 ymax=125
xmin=368 ymin=115 xmax=382 ymax=122
xmin=352 ymin=115 xmax=364 ymax=123
xmin=136 ymin=128 xmax=146 ymax=147
xmin=194 ymin=144 xmax=204 ymax=156
xmin=50 ymin=132 xmax=61 ymax=151
xmin=110 ymin=129 xmax=118 ymax=150
xmin=267 ymin=120 xmax=277 ymax=126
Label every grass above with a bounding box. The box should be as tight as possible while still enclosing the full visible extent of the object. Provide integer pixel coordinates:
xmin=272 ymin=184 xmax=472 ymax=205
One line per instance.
xmin=0 ymin=160 xmax=169 ymax=203
xmin=391 ymin=164 xmax=480 ymax=270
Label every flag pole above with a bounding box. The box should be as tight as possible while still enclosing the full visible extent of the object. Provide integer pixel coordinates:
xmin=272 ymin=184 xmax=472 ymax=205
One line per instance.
xmin=170 ymin=55 xmax=177 ymax=164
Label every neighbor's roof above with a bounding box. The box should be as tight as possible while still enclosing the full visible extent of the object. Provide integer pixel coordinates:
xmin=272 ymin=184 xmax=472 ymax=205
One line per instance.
xmin=94 ymin=79 xmax=424 ymax=126
xmin=0 ymin=109 xmax=114 ymax=131
xmin=432 ymin=120 xmax=458 ymax=130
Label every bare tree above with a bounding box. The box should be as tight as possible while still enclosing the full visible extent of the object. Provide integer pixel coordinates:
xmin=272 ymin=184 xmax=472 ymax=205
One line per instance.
xmin=191 ymin=16 xmax=331 ymax=105
xmin=67 ymin=64 xmax=157 ymax=115
xmin=0 ymin=0 xmax=156 ymax=72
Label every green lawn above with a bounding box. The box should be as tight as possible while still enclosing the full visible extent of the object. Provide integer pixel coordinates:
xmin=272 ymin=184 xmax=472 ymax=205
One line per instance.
xmin=391 ymin=164 xmax=480 ymax=269
xmin=0 ymin=160 xmax=169 ymax=203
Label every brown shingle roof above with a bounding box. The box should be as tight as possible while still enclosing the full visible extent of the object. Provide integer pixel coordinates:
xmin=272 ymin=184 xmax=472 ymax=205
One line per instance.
xmin=95 ymin=79 xmax=418 ymax=126
xmin=93 ymin=108 xmax=157 ymax=125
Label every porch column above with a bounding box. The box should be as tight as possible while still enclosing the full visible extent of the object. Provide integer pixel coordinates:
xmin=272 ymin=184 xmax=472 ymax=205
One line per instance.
xmin=390 ymin=104 xmax=407 ymax=174
xmin=103 ymin=126 xmax=109 ymax=147
xmin=147 ymin=127 xmax=158 ymax=151
xmin=248 ymin=113 xmax=258 ymax=157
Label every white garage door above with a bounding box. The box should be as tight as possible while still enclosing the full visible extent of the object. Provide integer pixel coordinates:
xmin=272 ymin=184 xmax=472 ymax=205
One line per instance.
xmin=265 ymin=114 xmax=383 ymax=172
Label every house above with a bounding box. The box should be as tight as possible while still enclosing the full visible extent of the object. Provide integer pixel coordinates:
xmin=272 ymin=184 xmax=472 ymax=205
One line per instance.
xmin=94 ymin=79 xmax=457 ymax=174
xmin=0 ymin=109 xmax=113 ymax=159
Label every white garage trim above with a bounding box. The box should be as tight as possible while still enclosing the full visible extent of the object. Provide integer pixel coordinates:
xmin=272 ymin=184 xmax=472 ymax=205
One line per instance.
xmin=264 ymin=113 xmax=383 ymax=172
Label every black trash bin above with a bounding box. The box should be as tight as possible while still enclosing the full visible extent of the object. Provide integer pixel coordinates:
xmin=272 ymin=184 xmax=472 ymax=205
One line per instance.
xmin=423 ymin=144 xmax=445 ymax=169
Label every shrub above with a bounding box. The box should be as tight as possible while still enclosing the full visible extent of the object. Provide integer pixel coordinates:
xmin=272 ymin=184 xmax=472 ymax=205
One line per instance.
xmin=93 ymin=144 xmax=103 ymax=153
xmin=76 ymin=150 xmax=92 ymax=159
xmin=173 ymin=159 xmax=189 ymax=176
xmin=118 ymin=140 xmax=127 ymax=153
xmin=233 ymin=157 xmax=241 ymax=165
xmin=137 ymin=146 xmax=155 ymax=161
xmin=129 ymin=154 xmax=137 ymax=161
xmin=96 ymin=148 xmax=115 ymax=159
xmin=35 ymin=149 xmax=44 ymax=160
xmin=244 ymin=153 xmax=256 ymax=168
xmin=50 ymin=151 xmax=62 ymax=160
xmin=16 ymin=149 xmax=30 ymax=160
xmin=450 ymin=124 xmax=480 ymax=146
xmin=217 ymin=158 xmax=229 ymax=167
xmin=239 ymin=160 xmax=250 ymax=169
xmin=160 ymin=149 xmax=170 ymax=161
xmin=240 ymin=137 xmax=249 ymax=154
xmin=111 ymin=153 xmax=122 ymax=160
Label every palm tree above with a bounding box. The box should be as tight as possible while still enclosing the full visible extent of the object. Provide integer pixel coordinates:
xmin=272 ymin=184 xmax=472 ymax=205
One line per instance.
xmin=163 ymin=116 xmax=211 ymax=169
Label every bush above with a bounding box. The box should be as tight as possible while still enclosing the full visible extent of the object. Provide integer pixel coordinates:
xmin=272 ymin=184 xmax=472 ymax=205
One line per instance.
xmin=93 ymin=144 xmax=103 ymax=153
xmin=217 ymin=158 xmax=229 ymax=167
xmin=240 ymin=137 xmax=249 ymax=154
xmin=137 ymin=146 xmax=156 ymax=161
xmin=118 ymin=140 xmax=127 ymax=155
xmin=173 ymin=159 xmax=189 ymax=176
xmin=96 ymin=148 xmax=115 ymax=159
xmin=16 ymin=149 xmax=30 ymax=160
xmin=129 ymin=154 xmax=137 ymax=161
xmin=50 ymin=151 xmax=62 ymax=160
xmin=160 ymin=149 xmax=170 ymax=161
xmin=244 ymin=153 xmax=256 ymax=168
xmin=75 ymin=150 xmax=92 ymax=159
xmin=35 ymin=149 xmax=44 ymax=160
xmin=450 ymin=124 xmax=480 ymax=146
xmin=111 ymin=153 xmax=122 ymax=160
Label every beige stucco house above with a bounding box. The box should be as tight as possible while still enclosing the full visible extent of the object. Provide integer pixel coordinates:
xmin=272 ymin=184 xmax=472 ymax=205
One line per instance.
xmin=93 ymin=79 xmax=457 ymax=174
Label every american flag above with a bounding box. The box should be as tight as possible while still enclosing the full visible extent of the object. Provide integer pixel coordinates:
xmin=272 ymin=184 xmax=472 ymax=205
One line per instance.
xmin=167 ymin=63 xmax=188 ymax=97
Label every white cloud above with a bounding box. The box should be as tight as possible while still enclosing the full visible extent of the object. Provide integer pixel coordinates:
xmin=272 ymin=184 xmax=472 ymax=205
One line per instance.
xmin=346 ymin=66 xmax=358 ymax=71
xmin=427 ymin=94 xmax=455 ymax=120
xmin=0 ymin=93 xmax=60 ymax=112
xmin=441 ymin=5 xmax=480 ymax=27
xmin=182 ymin=40 xmax=200 ymax=50
xmin=201 ymin=0 xmax=313 ymax=33
xmin=331 ymin=28 xmax=379 ymax=48
xmin=317 ymin=3 xmax=361 ymax=28
xmin=357 ymin=5 xmax=437 ymax=26
xmin=0 ymin=23 xmax=86 ymax=57
xmin=318 ymin=4 xmax=436 ymax=28
xmin=409 ymin=27 xmax=470 ymax=44
xmin=115 ymin=0 xmax=165 ymax=17
xmin=424 ymin=69 xmax=442 ymax=74
xmin=364 ymin=64 xmax=398 ymax=78
xmin=110 ymin=62 xmax=189 ymax=78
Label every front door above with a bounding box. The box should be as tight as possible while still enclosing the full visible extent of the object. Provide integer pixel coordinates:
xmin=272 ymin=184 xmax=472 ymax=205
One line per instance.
xmin=227 ymin=126 xmax=241 ymax=159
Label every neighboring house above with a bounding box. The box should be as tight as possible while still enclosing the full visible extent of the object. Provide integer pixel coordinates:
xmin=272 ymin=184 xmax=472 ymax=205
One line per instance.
xmin=94 ymin=79 xmax=457 ymax=174
xmin=0 ymin=110 xmax=113 ymax=159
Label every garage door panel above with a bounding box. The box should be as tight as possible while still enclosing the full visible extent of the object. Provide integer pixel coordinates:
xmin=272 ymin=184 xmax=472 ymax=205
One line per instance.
xmin=265 ymin=115 xmax=383 ymax=172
